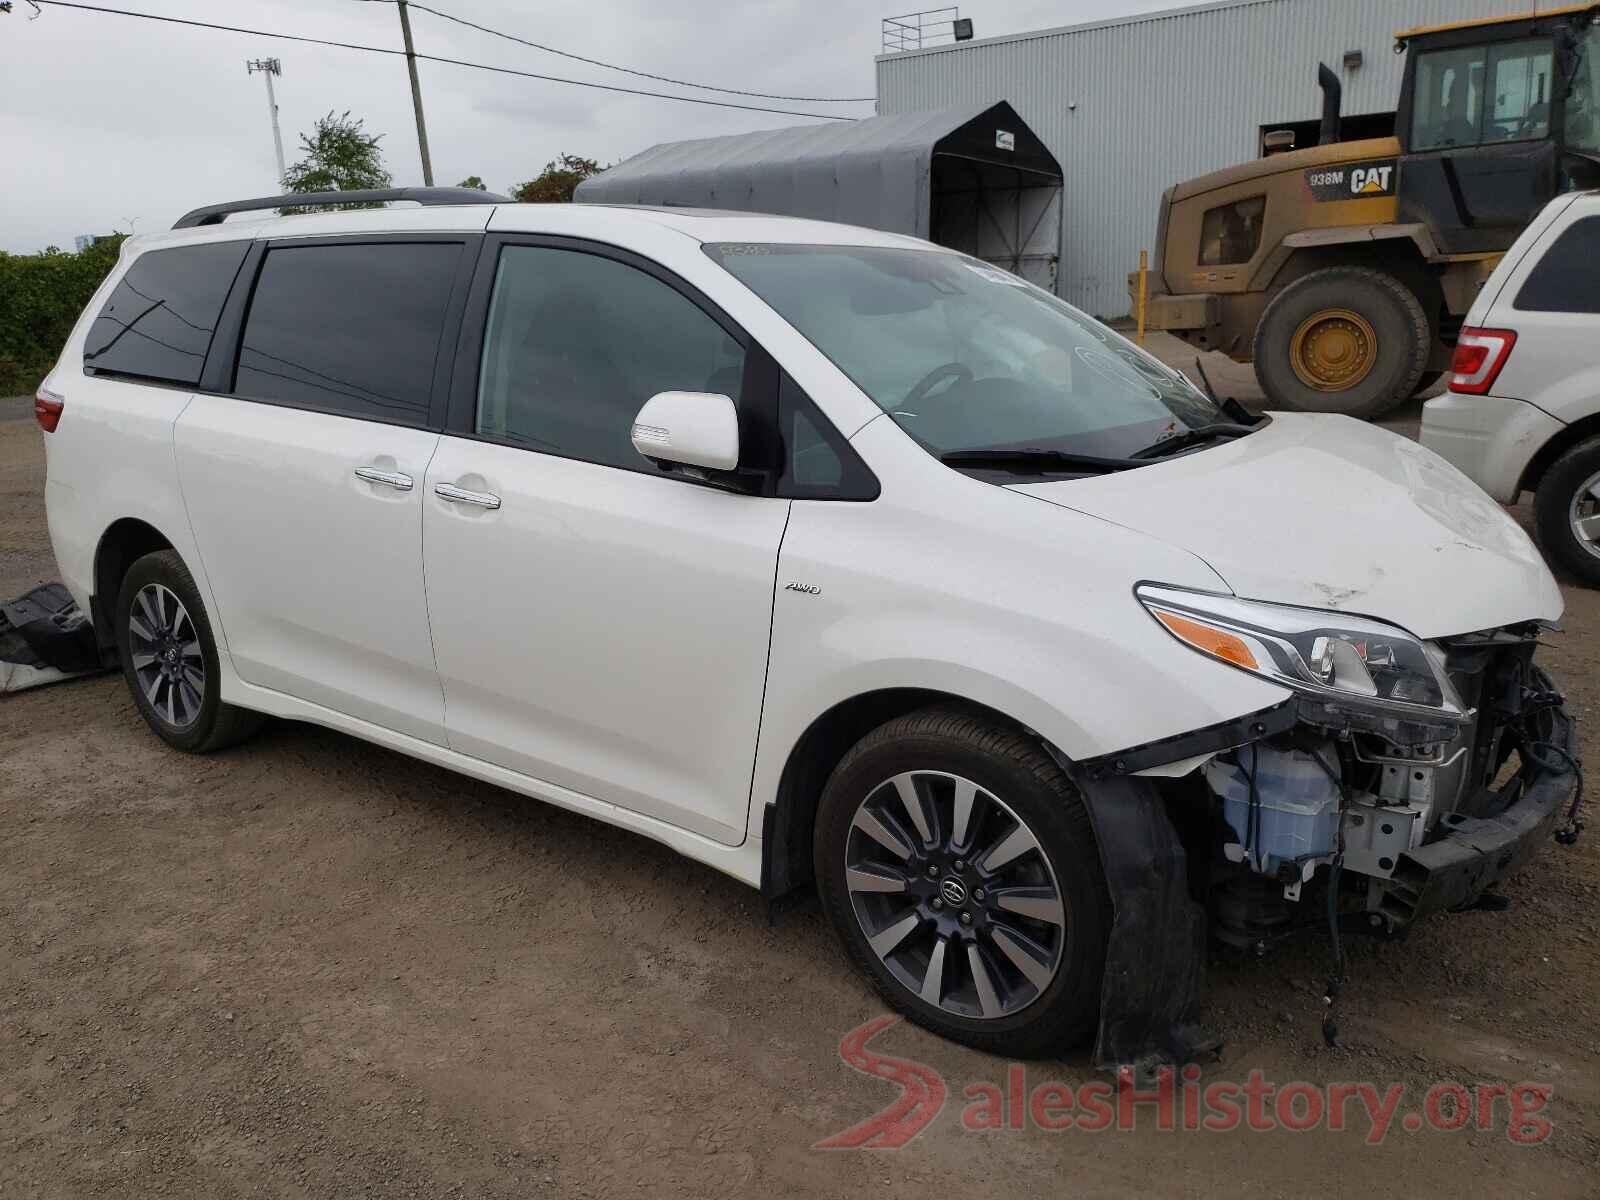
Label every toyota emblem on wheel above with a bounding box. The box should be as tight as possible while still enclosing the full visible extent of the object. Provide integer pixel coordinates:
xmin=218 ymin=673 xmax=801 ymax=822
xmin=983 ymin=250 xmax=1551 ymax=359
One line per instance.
xmin=940 ymin=877 xmax=967 ymax=906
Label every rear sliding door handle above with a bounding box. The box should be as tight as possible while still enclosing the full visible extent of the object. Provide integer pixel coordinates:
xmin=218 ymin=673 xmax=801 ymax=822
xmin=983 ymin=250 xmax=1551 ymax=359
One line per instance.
xmin=434 ymin=482 xmax=502 ymax=510
xmin=353 ymin=467 xmax=413 ymax=491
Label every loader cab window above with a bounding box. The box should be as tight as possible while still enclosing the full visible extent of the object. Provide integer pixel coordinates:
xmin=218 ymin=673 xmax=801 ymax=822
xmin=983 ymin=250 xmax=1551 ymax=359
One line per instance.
xmin=1198 ymin=197 xmax=1265 ymax=266
xmin=1411 ymin=38 xmax=1554 ymax=151
xmin=1569 ymin=24 xmax=1600 ymax=155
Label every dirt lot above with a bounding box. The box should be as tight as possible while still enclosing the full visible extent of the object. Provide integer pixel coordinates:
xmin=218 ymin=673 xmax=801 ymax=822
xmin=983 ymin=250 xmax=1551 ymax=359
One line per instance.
xmin=4 ymin=355 xmax=1599 ymax=1197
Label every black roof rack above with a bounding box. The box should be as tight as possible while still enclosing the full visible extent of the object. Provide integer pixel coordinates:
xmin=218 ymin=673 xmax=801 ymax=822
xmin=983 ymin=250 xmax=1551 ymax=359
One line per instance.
xmin=172 ymin=186 xmax=510 ymax=230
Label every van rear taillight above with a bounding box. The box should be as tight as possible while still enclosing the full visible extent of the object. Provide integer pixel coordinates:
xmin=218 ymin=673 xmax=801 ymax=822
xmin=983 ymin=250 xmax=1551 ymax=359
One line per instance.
xmin=34 ymin=388 xmax=64 ymax=433
xmin=1450 ymin=328 xmax=1517 ymax=396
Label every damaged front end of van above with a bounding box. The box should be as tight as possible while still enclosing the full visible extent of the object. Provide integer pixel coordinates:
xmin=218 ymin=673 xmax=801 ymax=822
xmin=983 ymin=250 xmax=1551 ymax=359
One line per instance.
xmin=1064 ymin=589 xmax=1581 ymax=1073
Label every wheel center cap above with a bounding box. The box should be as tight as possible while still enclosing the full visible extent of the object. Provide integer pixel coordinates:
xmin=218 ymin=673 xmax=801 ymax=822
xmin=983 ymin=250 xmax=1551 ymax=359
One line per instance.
xmin=939 ymin=876 xmax=967 ymax=906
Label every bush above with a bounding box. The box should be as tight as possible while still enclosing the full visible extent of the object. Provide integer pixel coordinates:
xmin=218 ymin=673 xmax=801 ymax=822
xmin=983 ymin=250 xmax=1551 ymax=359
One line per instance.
xmin=510 ymin=154 xmax=602 ymax=204
xmin=0 ymin=236 xmax=125 ymax=396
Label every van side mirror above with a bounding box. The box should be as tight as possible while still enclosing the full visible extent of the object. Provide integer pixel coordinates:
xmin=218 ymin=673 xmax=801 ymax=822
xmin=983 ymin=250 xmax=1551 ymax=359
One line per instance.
xmin=631 ymin=391 xmax=740 ymax=472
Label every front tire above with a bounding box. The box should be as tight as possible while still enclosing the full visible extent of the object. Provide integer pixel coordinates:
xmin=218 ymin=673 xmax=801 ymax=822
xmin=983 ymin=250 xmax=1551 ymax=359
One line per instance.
xmin=1253 ymin=267 xmax=1430 ymax=419
xmin=1535 ymin=436 xmax=1600 ymax=587
xmin=814 ymin=707 xmax=1110 ymax=1058
xmin=115 ymin=549 xmax=264 ymax=752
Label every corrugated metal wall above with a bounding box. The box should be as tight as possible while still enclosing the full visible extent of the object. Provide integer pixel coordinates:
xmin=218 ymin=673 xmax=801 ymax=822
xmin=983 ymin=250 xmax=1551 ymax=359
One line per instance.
xmin=875 ymin=0 xmax=1519 ymax=316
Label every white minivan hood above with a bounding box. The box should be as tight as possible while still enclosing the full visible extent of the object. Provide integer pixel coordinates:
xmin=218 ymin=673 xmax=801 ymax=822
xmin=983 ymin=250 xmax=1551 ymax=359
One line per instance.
xmin=1010 ymin=412 xmax=1563 ymax=639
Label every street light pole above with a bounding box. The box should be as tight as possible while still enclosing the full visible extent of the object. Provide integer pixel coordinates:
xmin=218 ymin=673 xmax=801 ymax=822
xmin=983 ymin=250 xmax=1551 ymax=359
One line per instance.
xmin=245 ymin=57 xmax=287 ymax=185
xmin=395 ymin=0 xmax=435 ymax=185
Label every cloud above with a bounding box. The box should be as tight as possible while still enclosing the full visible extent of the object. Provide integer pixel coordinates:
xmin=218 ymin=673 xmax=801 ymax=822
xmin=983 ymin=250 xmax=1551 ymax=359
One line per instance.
xmin=0 ymin=0 xmax=1170 ymax=251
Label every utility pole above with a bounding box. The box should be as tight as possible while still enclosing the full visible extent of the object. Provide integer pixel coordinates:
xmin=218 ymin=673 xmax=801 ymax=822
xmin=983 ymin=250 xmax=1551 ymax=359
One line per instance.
xmin=395 ymin=0 xmax=434 ymax=185
xmin=245 ymin=57 xmax=287 ymax=185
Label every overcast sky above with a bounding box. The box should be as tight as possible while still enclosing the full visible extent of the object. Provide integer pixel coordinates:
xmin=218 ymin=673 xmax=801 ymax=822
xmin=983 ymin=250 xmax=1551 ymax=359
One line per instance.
xmin=0 ymin=0 xmax=1178 ymax=253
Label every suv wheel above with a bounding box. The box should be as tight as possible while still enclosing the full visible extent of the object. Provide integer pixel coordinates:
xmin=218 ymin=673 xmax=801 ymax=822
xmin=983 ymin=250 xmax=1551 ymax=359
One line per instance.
xmin=1253 ymin=267 xmax=1429 ymax=419
xmin=115 ymin=549 xmax=264 ymax=752
xmin=1535 ymin=436 xmax=1600 ymax=587
xmin=814 ymin=707 xmax=1110 ymax=1058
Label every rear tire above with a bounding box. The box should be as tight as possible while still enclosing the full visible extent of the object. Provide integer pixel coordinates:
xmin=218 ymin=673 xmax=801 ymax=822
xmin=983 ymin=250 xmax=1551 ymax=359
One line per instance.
xmin=1411 ymin=370 xmax=1446 ymax=398
xmin=1254 ymin=267 xmax=1430 ymax=419
xmin=115 ymin=549 xmax=265 ymax=753
xmin=1534 ymin=437 xmax=1600 ymax=587
xmin=814 ymin=706 xmax=1110 ymax=1058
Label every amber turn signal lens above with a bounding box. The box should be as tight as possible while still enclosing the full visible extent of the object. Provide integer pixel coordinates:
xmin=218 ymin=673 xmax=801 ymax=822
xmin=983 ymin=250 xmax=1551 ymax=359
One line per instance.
xmin=1152 ymin=609 xmax=1258 ymax=669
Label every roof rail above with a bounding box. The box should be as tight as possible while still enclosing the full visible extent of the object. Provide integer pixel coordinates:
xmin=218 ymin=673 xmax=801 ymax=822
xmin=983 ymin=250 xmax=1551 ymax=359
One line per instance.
xmin=171 ymin=186 xmax=511 ymax=229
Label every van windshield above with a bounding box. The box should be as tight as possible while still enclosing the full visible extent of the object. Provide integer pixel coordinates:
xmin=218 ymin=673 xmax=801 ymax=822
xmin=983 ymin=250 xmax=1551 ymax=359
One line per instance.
xmin=704 ymin=243 xmax=1219 ymax=464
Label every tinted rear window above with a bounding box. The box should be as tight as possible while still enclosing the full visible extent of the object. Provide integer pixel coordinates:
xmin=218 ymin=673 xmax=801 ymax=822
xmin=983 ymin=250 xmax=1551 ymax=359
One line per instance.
xmin=1515 ymin=216 xmax=1600 ymax=313
xmin=83 ymin=241 xmax=249 ymax=386
xmin=234 ymin=242 xmax=461 ymax=424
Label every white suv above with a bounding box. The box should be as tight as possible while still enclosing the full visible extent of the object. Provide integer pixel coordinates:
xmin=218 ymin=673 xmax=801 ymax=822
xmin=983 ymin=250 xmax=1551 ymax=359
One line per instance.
xmin=38 ymin=189 xmax=1577 ymax=1064
xmin=1421 ymin=190 xmax=1600 ymax=586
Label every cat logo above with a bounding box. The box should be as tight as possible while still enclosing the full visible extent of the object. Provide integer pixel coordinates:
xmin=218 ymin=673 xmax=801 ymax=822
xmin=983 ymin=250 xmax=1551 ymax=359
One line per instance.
xmin=1305 ymin=158 xmax=1398 ymax=202
xmin=1350 ymin=165 xmax=1394 ymax=194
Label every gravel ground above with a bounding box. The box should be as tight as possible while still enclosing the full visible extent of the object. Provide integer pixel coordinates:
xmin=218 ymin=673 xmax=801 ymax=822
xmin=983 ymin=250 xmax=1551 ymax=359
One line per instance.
xmin=0 ymin=395 xmax=33 ymax=423
xmin=3 ymin=360 xmax=1599 ymax=1196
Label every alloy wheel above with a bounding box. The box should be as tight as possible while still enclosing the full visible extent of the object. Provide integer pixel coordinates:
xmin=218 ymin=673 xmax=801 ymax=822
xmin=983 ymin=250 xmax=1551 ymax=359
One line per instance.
xmin=127 ymin=583 xmax=205 ymax=728
xmin=844 ymin=770 xmax=1067 ymax=1020
xmin=1569 ymin=469 xmax=1600 ymax=562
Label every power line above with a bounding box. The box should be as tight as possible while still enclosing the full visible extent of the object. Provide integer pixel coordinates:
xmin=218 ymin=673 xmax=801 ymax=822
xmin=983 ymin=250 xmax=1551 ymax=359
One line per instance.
xmin=413 ymin=51 xmax=857 ymax=118
xmin=26 ymin=1 xmax=860 ymax=121
xmin=31 ymin=0 xmax=405 ymax=54
xmin=402 ymin=1 xmax=877 ymax=104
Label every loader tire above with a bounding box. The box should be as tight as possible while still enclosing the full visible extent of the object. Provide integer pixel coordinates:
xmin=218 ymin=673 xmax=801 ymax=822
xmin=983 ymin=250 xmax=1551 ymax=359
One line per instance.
xmin=1253 ymin=267 xmax=1430 ymax=420
xmin=1411 ymin=370 xmax=1446 ymax=398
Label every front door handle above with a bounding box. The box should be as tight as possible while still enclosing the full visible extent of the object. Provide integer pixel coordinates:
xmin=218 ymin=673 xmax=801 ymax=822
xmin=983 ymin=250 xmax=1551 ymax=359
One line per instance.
xmin=354 ymin=467 xmax=413 ymax=491
xmin=434 ymin=482 xmax=502 ymax=510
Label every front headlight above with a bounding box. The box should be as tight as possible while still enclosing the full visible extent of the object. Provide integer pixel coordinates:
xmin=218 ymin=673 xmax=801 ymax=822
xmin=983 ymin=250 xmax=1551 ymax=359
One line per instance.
xmin=1137 ymin=584 xmax=1468 ymax=727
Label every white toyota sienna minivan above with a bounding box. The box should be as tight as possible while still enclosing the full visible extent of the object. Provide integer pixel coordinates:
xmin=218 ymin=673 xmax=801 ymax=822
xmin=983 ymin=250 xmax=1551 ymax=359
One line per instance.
xmin=37 ymin=189 xmax=1579 ymax=1065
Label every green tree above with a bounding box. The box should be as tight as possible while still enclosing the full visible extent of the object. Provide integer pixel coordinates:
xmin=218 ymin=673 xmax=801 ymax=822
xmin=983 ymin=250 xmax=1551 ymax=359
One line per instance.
xmin=280 ymin=111 xmax=391 ymax=213
xmin=510 ymin=154 xmax=602 ymax=204
xmin=457 ymin=175 xmax=488 ymax=191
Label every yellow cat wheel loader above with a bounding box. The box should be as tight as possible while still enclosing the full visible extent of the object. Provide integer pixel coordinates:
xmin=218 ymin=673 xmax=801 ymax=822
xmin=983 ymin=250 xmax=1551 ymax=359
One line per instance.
xmin=1137 ymin=5 xmax=1600 ymax=418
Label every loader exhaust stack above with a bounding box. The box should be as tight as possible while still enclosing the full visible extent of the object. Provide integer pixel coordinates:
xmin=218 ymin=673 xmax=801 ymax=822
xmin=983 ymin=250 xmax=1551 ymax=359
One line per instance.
xmin=1317 ymin=63 xmax=1342 ymax=146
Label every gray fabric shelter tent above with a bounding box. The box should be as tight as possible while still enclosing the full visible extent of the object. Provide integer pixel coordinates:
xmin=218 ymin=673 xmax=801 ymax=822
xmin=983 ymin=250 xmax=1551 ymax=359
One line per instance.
xmin=575 ymin=101 xmax=1064 ymax=289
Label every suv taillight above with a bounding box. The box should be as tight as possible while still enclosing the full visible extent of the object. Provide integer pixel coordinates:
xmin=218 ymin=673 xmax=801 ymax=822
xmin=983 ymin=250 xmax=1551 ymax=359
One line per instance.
xmin=1450 ymin=328 xmax=1517 ymax=396
xmin=34 ymin=387 xmax=64 ymax=433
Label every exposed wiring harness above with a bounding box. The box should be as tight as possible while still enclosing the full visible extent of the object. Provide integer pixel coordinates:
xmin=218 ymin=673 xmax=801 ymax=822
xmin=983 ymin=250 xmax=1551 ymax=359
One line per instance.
xmin=1244 ymin=743 xmax=1262 ymax=871
xmin=1310 ymin=748 xmax=1349 ymax=1049
xmin=1515 ymin=687 xmax=1585 ymax=845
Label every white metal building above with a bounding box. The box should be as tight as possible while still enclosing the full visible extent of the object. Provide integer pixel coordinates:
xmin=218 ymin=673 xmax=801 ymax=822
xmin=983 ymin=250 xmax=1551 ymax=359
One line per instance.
xmin=875 ymin=0 xmax=1527 ymax=317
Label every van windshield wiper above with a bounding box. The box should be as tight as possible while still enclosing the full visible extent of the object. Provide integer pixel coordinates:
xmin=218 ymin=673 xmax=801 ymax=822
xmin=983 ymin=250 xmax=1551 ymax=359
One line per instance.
xmin=939 ymin=447 xmax=1143 ymax=474
xmin=1129 ymin=422 xmax=1257 ymax=460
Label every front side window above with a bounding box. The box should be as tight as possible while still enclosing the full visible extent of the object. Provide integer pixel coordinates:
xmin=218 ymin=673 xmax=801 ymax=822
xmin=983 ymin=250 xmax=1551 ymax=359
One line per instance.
xmin=1411 ymin=38 xmax=1554 ymax=150
xmin=476 ymin=245 xmax=745 ymax=472
xmin=1515 ymin=215 xmax=1600 ymax=312
xmin=706 ymin=244 xmax=1217 ymax=462
xmin=234 ymin=241 xmax=461 ymax=424
xmin=83 ymin=241 xmax=249 ymax=386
